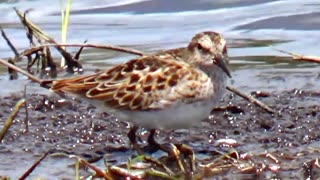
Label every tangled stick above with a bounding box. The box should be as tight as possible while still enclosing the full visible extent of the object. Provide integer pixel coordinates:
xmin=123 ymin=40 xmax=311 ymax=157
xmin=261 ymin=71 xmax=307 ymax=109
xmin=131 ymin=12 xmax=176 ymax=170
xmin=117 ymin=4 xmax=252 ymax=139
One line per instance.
xmin=273 ymin=47 xmax=320 ymax=64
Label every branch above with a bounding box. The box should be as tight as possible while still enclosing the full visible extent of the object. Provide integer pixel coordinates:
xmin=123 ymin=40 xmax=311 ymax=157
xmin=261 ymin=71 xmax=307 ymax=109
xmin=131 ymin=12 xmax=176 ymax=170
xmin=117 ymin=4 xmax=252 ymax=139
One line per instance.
xmin=19 ymin=150 xmax=52 ymax=180
xmin=273 ymin=47 xmax=320 ymax=63
xmin=14 ymin=8 xmax=80 ymax=72
xmin=0 ymin=99 xmax=26 ymax=142
xmin=0 ymin=58 xmax=42 ymax=84
xmin=226 ymin=86 xmax=277 ymax=114
xmin=42 ymin=43 xmax=145 ymax=56
xmin=1 ymin=27 xmax=19 ymax=57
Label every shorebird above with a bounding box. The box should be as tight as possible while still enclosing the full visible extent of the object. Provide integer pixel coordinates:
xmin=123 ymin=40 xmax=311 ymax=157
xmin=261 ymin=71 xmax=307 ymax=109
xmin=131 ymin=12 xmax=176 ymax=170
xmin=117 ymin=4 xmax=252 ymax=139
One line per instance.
xmin=50 ymin=31 xmax=231 ymax=154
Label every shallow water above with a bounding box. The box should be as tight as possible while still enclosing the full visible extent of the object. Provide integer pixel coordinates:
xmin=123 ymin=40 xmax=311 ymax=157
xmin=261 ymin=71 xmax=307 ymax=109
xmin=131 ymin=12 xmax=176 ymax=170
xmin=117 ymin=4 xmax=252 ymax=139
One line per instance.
xmin=0 ymin=0 xmax=320 ymax=179
xmin=0 ymin=0 xmax=320 ymax=92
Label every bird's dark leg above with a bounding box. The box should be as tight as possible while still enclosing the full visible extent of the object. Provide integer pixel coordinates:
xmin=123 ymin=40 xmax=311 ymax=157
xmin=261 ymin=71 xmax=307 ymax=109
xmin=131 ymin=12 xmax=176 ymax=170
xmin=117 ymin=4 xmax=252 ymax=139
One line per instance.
xmin=147 ymin=129 xmax=161 ymax=150
xmin=147 ymin=130 xmax=185 ymax=172
xmin=148 ymin=130 xmax=196 ymax=172
xmin=127 ymin=125 xmax=142 ymax=155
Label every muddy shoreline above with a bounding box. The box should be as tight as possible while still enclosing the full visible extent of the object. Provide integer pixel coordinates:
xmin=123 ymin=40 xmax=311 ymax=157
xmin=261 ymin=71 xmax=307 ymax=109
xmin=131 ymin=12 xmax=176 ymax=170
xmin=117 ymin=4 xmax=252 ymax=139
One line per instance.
xmin=0 ymin=88 xmax=319 ymax=179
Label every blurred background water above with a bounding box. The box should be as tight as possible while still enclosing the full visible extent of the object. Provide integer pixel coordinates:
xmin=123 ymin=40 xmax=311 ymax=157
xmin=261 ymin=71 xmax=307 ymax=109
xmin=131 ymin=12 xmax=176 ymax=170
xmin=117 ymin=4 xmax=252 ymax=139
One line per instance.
xmin=0 ymin=0 xmax=320 ymax=93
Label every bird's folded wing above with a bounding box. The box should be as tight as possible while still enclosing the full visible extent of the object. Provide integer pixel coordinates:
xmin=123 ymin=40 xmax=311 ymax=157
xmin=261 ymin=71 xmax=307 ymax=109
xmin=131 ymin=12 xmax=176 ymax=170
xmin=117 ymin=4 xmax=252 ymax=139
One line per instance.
xmin=51 ymin=54 xmax=213 ymax=111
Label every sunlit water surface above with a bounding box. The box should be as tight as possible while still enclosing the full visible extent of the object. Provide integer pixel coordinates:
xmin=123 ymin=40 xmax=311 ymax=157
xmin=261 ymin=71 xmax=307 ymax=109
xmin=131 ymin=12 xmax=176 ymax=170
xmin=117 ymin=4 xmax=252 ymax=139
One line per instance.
xmin=0 ymin=0 xmax=320 ymax=178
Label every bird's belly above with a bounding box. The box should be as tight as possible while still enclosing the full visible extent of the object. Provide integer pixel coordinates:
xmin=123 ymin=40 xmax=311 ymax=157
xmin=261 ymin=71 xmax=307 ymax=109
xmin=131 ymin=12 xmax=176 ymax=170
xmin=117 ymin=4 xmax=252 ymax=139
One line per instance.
xmin=116 ymin=100 xmax=215 ymax=129
xmin=81 ymin=87 xmax=224 ymax=129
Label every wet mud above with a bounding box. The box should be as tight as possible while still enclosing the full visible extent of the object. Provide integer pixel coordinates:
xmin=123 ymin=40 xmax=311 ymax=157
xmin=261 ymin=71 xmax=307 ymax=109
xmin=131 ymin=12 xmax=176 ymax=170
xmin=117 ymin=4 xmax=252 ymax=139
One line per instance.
xmin=0 ymin=89 xmax=320 ymax=179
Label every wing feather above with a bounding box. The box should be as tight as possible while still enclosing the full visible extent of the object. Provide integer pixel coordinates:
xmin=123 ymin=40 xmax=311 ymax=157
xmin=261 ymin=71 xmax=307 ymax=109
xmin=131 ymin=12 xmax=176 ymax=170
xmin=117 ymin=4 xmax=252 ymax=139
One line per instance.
xmin=51 ymin=54 xmax=213 ymax=110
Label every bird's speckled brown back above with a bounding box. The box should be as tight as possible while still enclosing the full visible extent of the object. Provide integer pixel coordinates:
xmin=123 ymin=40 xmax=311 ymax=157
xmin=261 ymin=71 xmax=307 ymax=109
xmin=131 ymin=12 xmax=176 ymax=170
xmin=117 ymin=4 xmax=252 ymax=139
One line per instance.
xmin=51 ymin=31 xmax=230 ymax=114
xmin=51 ymin=54 xmax=212 ymax=111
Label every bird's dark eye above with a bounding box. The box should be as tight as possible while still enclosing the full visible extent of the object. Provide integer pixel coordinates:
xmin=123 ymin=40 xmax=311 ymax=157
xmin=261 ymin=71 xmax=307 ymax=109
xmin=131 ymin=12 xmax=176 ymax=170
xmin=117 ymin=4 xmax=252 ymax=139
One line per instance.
xmin=197 ymin=43 xmax=209 ymax=53
xmin=197 ymin=43 xmax=203 ymax=50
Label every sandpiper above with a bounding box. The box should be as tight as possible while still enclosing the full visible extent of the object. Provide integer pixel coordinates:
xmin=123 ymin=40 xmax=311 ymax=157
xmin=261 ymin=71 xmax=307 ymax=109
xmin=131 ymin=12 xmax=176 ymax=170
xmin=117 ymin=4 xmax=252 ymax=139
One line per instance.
xmin=51 ymin=31 xmax=231 ymax=153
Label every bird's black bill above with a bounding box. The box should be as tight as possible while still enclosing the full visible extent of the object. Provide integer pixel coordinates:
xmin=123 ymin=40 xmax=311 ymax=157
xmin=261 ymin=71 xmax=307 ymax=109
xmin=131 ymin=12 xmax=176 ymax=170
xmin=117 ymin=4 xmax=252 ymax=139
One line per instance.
xmin=214 ymin=55 xmax=232 ymax=78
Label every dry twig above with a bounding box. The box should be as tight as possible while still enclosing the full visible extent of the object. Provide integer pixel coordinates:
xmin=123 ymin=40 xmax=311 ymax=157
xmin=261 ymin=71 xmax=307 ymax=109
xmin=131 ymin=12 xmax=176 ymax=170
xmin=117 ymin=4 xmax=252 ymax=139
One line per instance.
xmin=1 ymin=28 xmax=19 ymax=79
xmin=273 ymin=47 xmax=320 ymax=63
xmin=77 ymin=157 xmax=113 ymax=179
xmin=1 ymin=28 xmax=19 ymax=57
xmin=23 ymin=85 xmax=29 ymax=133
xmin=19 ymin=150 xmax=53 ymax=180
xmin=41 ymin=43 xmax=144 ymax=56
xmin=226 ymin=86 xmax=276 ymax=114
xmin=0 ymin=99 xmax=26 ymax=142
xmin=0 ymin=58 xmax=42 ymax=84
xmin=14 ymin=8 xmax=81 ymax=73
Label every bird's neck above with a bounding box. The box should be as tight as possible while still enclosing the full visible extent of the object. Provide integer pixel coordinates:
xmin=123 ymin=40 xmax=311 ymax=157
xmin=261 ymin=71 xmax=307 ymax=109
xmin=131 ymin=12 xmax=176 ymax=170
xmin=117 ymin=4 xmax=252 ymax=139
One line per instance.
xmin=200 ymin=63 xmax=226 ymax=80
xmin=204 ymin=64 xmax=228 ymax=103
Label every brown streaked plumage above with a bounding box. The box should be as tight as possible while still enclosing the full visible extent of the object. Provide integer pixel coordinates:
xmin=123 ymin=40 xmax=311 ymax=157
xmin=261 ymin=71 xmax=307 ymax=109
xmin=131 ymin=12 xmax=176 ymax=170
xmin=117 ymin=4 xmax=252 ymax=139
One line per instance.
xmin=51 ymin=31 xmax=231 ymax=130
xmin=52 ymin=55 xmax=212 ymax=111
